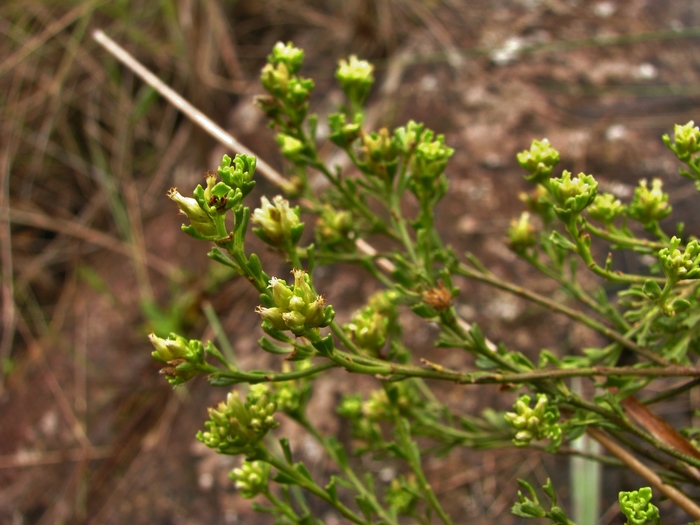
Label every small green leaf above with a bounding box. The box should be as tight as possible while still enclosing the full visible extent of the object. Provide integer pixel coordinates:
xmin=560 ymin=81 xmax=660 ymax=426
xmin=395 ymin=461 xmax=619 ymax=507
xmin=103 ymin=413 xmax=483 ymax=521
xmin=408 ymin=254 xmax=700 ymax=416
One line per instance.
xmin=642 ymin=279 xmax=662 ymax=300
xmin=549 ymin=231 xmax=577 ymax=251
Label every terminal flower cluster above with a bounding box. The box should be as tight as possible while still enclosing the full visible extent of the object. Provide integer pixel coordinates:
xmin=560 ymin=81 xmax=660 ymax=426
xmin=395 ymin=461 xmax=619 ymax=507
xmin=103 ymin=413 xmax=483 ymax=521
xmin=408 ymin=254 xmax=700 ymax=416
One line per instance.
xmin=256 ymin=269 xmax=335 ymax=336
xmin=504 ymin=393 xmax=562 ymax=449
xmin=197 ymin=386 xmax=279 ymax=456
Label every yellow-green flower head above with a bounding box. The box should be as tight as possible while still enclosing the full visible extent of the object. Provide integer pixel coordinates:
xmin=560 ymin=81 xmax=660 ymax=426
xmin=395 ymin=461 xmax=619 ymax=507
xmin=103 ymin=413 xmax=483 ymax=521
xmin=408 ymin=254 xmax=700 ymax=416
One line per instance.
xmin=659 ymin=237 xmax=700 ymax=280
xmin=587 ymin=192 xmax=625 ymax=224
xmin=316 ymin=204 xmax=353 ymax=245
xmin=197 ymin=389 xmax=278 ymax=455
xmin=252 ymin=195 xmax=302 ymax=246
xmin=508 ymin=212 xmax=537 ymax=252
xmin=628 ymin=178 xmax=671 ymax=224
xmin=550 ymin=170 xmax=598 ymax=214
xmin=268 ymin=41 xmax=304 ymax=74
xmin=167 ymin=188 xmax=218 ymax=238
xmin=256 ymin=269 xmax=334 ymax=335
xmin=276 ymin=133 xmax=305 ymax=163
xmin=346 ymin=306 xmax=388 ymax=355
xmin=663 ymin=120 xmax=700 ymax=162
xmin=336 ymin=55 xmax=375 ymax=104
xmin=517 ymin=139 xmax=560 ymax=181
xmin=261 ymin=61 xmax=290 ymax=96
xmin=504 ymin=393 xmax=562 ymax=448
xmin=148 ymin=333 xmax=189 ymax=363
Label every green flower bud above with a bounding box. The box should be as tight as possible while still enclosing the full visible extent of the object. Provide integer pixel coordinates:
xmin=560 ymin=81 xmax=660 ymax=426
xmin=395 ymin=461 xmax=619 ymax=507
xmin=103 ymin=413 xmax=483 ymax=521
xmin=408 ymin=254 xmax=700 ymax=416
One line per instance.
xmin=276 ymin=133 xmax=305 ymax=163
xmin=328 ymin=112 xmax=362 ymax=148
xmin=261 ymin=61 xmax=290 ymax=97
xmin=520 ymin=186 xmax=556 ymax=223
xmin=587 ymin=192 xmax=625 ymax=224
xmin=148 ymin=332 xmax=189 ymax=363
xmin=360 ymin=128 xmax=398 ymax=179
xmin=267 ymin=41 xmax=304 ymax=75
xmin=504 ymin=393 xmax=562 ymax=449
xmin=337 ymin=394 xmax=363 ymax=419
xmin=363 ymin=389 xmax=391 ymax=421
xmin=658 ymin=236 xmax=700 ymax=281
xmin=627 ymin=178 xmax=671 ymax=225
xmin=549 ymin=170 xmax=598 ymax=214
xmin=197 ymin=388 xmax=279 ymax=456
xmin=346 ymin=306 xmax=388 ymax=355
xmin=316 ymin=204 xmax=354 ymax=246
xmin=508 ymin=212 xmax=537 ymax=253
xmin=336 ymin=55 xmax=375 ymax=105
xmin=517 ymin=139 xmax=560 ymax=182
xmin=252 ymin=195 xmax=303 ymax=247
xmin=410 ymin=129 xmax=455 ymax=181
xmin=167 ymin=188 xmax=218 ymax=238
xmin=229 ymin=460 xmax=270 ymax=499
xmin=385 ymin=476 xmax=420 ymax=516
xmin=393 ymin=120 xmax=425 ymax=154
xmin=663 ymin=120 xmax=700 ymax=162
xmin=619 ymin=487 xmax=660 ymax=525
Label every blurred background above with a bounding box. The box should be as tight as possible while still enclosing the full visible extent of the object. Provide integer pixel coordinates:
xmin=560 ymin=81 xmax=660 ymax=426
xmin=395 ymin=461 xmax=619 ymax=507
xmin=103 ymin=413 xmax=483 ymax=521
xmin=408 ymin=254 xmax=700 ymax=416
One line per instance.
xmin=1 ymin=1 xmax=700 ymax=523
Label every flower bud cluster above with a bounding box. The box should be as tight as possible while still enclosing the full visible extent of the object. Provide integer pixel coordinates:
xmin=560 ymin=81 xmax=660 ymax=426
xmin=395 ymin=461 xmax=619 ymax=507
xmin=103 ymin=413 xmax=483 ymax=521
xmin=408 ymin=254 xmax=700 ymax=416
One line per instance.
xmin=197 ymin=386 xmax=279 ymax=456
xmin=168 ymin=154 xmax=255 ymax=240
xmin=410 ymin=129 xmax=455 ymax=182
xmin=504 ymin=393 xmax=562 ymax=448
xmin=256 ymin=269 xmax=335 ymax=336
xmin=663 ymin=121 xmax=700 ymax=163
xmin=258 ymin=42 xmax=314 ymax=126
xmin=252 ymin=195 xmax=304 ymax=248
xmin=549 ymin=170 xmax=598 ymax=216
xmin=148 ymin=333 xmax=204 ymax=386
xmin=627 ymin=178 xmax=671 ymax=225
xmin=336 ymin=55 xmax=375 ymax=107
xmin=345 ymin=296 xmax=392 ymax=355
xmin=618 ymin=487 xmax=660 ymax=525
xmin=508 ymin=212 xmax=537 ymax=253
xmin=315 ymin=204 xmax=354 ymax=247
xmin=517 ymin=139 xmax=560 ymax=182
xmin=587 ymin=192 xmax=625 ymax=225
xmin=229 ymin=460 xmax=270 ymax=499
xmin=658 ymin=236 xmax=700 ymax=281
xmin=360 ymin=128 xmax=398 ymax=179
xmin=328 ymin=112 xmax=362 ymax=148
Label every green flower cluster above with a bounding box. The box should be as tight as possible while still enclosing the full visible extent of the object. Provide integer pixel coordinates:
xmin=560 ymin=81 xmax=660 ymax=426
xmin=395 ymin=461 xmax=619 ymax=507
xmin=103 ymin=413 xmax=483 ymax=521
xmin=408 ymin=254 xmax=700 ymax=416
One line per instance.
xmin=197 ymin=386 xmax=279 ymax=456
xmin=549 ymin=170 xmax=598 ymax=217
xmin=628 ymin=179 xmax=671 ymax=226
xmin=663 ymin=121 xmax=700 ymax=162
xmin=516 ymin=138 xmax=561 ymax=182
xmin=148 ymin=333 xmax=205 ymax=386
xmin=507 ymin=212 xmax=537 ymax=253
xmin=587 ymin=192 xmax=625 ymax=225
xmin=618 ymin=487 xmax=660 ymax=525
xmin=229 ymin=460 xmax=270 ymax=499
xmin=258 ymin=42 xmax=314 ymax=127
xmin=168 ymin=154 xmax=256 ymax=240
xmin=504 ymin=393 xmax=562 ymax=449
xmin=336 ymin=54 xmax=375 ymax=107
xmin=256 ymin=269 xmax=335 ymax=336
xmin=659 ymin=236 xmax=700 ymax=281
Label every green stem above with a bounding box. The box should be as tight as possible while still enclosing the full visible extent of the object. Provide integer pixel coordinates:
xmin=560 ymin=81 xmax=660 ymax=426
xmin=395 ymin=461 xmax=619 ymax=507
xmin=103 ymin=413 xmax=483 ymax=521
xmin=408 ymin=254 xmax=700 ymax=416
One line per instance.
xmin=455 ymin=262 xmax=669 ymax=366
xmin=255 ymin=446 xmax=371 ymax=525
xmin=295 ymin=415 xmax=398 ymax=525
